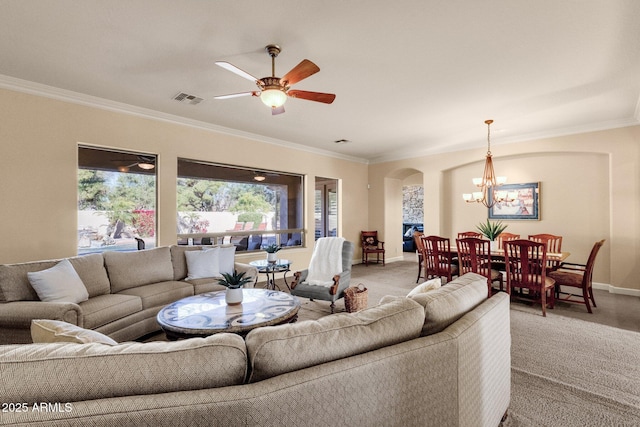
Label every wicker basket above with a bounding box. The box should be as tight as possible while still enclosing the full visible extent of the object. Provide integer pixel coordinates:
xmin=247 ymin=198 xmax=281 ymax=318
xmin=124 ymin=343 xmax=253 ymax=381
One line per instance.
xmin=344 ymin=283 xmax=368 ymax=313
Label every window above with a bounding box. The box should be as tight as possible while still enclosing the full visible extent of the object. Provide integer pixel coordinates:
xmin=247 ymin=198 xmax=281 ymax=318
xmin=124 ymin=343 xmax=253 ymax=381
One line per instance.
xmin=77 ymin=146 xmax=157 ymax=254
xmin=177 ymin=159 xmax=304 ymax=251
xmin=315 ymin=177 xmax=338 ymax=240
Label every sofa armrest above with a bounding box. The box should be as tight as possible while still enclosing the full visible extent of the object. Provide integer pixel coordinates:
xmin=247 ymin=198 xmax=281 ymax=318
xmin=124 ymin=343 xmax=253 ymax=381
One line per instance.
xmin=234 ymin=262 xmax=259 ymax=288
xmin=0 ymin=301 xmax=83 ymax=328
xmin=0 ymin=301 xmax=83 ymax=343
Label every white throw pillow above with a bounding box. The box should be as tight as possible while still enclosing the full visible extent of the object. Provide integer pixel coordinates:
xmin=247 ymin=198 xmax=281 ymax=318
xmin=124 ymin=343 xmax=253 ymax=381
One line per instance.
xmin=185 ymin=247 xmax=220 ymax=280
xmin=407 ymin=278 xmax=442 ymax=297
xmin=27 ymin=259 xmax=89 ymax=303
xmin=31 ymin=319 xmax=118 ymax=345
xmin=217 ymin=245 xmax=236 ymax=275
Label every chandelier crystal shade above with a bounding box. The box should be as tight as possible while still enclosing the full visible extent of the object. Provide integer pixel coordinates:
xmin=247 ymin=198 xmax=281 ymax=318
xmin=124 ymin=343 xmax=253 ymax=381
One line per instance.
xmin=462 ymin=120 xmax=515 ymax=208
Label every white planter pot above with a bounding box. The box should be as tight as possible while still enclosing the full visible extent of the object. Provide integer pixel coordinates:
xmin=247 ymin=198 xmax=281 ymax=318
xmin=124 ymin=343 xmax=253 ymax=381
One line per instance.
xmin=490 ymin=240 xmax=499 ymax=252
xmin=266 ymin=252 xmax=278 ymax=263
xmin=225 ymin=288 xmax=243 ymax=306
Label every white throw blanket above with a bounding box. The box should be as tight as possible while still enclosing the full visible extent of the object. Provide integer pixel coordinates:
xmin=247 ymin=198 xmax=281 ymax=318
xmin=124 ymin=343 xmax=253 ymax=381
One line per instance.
xmin=306 ymin=237 xmax=345 ymax=287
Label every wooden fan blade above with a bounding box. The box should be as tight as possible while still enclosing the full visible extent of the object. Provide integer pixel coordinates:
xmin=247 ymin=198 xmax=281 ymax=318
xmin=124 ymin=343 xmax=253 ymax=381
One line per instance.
xmin=272 ymin=105 xmax=285 ymax=115
xmin=281 ymin=59 xmax=320 ymax=86
xmin=214 ymin=91 xmax=258 ymax=100
xmin=215 ymin=61 xmax=259 ymax=82
xmin=287 ymin=90 xmax=336 ymax=104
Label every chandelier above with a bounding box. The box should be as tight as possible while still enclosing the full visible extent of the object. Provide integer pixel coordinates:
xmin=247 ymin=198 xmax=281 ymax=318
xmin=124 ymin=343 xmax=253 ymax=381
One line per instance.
xmin=462 ymin=120 xmax=516 ymax=208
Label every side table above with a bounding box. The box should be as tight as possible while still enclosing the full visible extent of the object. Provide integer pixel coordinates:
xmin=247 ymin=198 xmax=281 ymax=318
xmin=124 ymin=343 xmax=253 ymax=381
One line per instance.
xmin=249 ymin=259 xmax=292 ymax=292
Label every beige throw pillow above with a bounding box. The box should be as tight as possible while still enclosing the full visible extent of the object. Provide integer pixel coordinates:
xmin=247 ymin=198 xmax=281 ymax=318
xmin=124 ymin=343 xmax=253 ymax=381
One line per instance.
xmin=31 ymin=319 xmax=118 ymax=345
xmin=407 ymin=278 xmax=441 ymax=297
xmin=27 ymin=259 xmax=89 ymax=303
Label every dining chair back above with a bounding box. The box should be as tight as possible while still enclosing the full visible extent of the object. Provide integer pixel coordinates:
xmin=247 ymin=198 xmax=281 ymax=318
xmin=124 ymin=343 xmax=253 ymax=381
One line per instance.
xmin=495 ymin=232 xmax=520 ymax=250
xmin=413 ymin=231 xmax=425 ymax=283
xmin=528 ymin=233 xmax=563 ymax=270
xmin=505 ymin=239 xmax=556 ymax=316
xmin=456 ymin=237 xmax=503 ymax=297
xmin=421 ymin=235 xmax=458 ymax=284
xmin=457 ymin=231 xmax=483 ymax=239
xmin=548 ymin=239 xmax=605 ymax=313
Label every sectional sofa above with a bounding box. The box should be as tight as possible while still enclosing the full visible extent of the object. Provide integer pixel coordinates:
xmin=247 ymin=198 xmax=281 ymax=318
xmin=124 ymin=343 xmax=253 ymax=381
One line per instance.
xmin=0 ymin=245 xmax=258 ymax=344
xmin=0 ymin=272 xmax=511 ymax=426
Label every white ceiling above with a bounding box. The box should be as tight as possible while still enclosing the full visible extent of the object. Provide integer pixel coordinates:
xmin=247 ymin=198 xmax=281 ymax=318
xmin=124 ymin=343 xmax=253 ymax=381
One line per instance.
xmin=1 ymin=0 xmax=639 ymax=163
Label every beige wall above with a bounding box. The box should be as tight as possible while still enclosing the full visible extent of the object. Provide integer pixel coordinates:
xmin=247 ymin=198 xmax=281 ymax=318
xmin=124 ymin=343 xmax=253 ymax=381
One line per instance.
xmin=2 ymin=86 xmax=639 ymax=293
xmin=0 ymin=88 xmax=368 ymax=269
xmin=370 ymin=126 xmax=640 ymax=293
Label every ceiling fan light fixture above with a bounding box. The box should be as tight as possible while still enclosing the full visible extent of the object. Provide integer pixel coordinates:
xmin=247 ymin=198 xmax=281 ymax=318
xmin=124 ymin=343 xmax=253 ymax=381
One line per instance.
xmin=260 ymin=88 xmax=287 ymax=109
xmin=138 ymin=162 xmax=155 ymax=170
xmin=253 ymin=173 xmax=266 ymax=182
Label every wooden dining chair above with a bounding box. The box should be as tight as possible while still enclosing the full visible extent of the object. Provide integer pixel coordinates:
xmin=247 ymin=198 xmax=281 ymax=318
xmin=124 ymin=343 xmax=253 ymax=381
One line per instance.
xmin=456 ymin=237 xmax=503 ymax=297
xmin=421 ymin=235 xmax=458 ymax=284
xmin=548 ymin=239 xmax=605 ymax=313
xmin=504 ymin=239 xmax=556 ymax=316
xmin=493 ymin=232 xmax=520 ymax=271
xmin=496 ymin=232 xmax=520 ymax=249
xmin=457 ymin=231 xmax=483 ymax=239
xmin=413 ymin=230 xmax=425 ymax=283
xmin=528 ymin=234 xmax=563 ymax=271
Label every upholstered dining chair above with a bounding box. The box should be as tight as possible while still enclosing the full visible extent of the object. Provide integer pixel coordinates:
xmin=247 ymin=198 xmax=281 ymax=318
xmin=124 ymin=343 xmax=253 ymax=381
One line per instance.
xmin=291 ymin=237 xmax=354 ymax=313
xmin=360 ymin=231 xmax=385 ymax=266
xmin=421 ymin=235 xmax=458 ymax=284
xmin=413 ymin=230 xmax=425 ymax=283
xmin=504 ymin=239 xmax=556 ymax=316
xmin=528 ymin=233 xmax=563 ymax=271
xmin=548 ymin=239 xmax=605 ymax=313
xmin=456 ymin=237 xmax=503 ymax=297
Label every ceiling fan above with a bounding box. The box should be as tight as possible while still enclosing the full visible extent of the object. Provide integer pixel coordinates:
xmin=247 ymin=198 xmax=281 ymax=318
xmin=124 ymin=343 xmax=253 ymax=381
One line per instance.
xmin=214 ymin=44 xmax=336 ymax=115
xmin=113 ymin=156 xmax=156 ymax=172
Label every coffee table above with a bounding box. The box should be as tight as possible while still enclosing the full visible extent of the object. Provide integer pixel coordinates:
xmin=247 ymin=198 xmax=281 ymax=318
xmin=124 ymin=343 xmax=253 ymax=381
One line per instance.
xmin=157 ymin=288 xmax=301 ymax=340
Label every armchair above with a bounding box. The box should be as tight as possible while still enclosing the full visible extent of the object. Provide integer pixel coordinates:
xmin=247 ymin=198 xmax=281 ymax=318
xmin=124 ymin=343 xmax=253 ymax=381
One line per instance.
xmin=290 ymin=238 xmax=354 ymax=313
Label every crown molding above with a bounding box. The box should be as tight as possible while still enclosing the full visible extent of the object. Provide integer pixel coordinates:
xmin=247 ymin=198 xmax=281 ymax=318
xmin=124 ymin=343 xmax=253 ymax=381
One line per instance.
xmin=0 ymin=74 xmax=369 ymax=165
xmin=369 ymin=117 xmax=640 ymax=164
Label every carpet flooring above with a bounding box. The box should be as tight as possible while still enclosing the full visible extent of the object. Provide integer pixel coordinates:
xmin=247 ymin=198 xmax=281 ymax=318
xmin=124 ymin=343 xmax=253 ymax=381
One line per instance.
xmin=293 ymin=260 xmax=640 ymax=426
xmin=504 ymin=307 xmax=640 ymax=426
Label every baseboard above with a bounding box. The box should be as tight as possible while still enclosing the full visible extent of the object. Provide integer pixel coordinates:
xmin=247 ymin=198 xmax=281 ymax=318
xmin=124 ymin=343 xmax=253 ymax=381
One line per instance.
xmin=592 ymin=282 xmax=640 ymax=297
xmin=353 ymin=255 xmax=405 ymax=265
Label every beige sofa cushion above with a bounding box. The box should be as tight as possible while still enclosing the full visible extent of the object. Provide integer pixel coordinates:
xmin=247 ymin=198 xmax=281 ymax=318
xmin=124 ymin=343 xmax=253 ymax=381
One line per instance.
xmin=118 ymin=280 xmax=193 ymax=309
xmin=0 ymin=333 xmax=247 ymax=404
xmin=79 ymin=293 xmax=143 ymax=330
xmin=104 ymin=247 xmax=174 ymax=293
xmin=245 ymin=297 xmax=424 ymax=382
xmin=67 ymin=253 xmax=111 ymax=298
xmin=409 ymin=272 xmax=488 ymax=336
xmin=31 ymin=319 xmax=118 ymax=345
xmin=0 ymin=254 xmax=110 ymax=302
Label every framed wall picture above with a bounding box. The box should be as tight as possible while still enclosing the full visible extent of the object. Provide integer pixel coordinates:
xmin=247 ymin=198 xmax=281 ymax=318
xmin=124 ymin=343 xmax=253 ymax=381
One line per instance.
xmin=488 ymin=182 xmax=540 ymax=220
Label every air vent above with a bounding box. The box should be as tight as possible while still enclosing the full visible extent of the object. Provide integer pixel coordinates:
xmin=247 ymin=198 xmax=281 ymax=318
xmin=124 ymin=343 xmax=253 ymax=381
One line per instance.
xmin=173 ymin=92 xmax=204 ymax=105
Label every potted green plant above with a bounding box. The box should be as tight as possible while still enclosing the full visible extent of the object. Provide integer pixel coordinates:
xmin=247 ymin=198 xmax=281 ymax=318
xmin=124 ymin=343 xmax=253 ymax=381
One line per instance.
xmin=264 ymin=243 xmax=281 ymax=262
xmin=218 ymin=271 xmax=253 ymax=305
xmin=476 ymin=219 xmax=508 ymax=250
